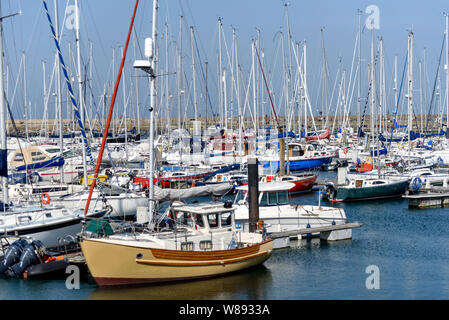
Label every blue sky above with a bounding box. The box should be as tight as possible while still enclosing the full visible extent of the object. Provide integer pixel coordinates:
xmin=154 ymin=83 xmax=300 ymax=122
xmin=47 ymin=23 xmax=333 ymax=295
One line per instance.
xmin=1 ymin=0 xmax=448 ymax=123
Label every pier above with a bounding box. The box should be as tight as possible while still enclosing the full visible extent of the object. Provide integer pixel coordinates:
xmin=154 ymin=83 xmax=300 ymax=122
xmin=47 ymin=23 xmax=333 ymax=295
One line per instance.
xmin=268 ymin=222 xmax=363 ymax=248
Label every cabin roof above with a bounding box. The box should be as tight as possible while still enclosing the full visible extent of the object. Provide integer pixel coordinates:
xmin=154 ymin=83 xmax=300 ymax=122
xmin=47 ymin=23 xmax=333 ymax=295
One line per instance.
xmin=235 ymin=182 xmax=295 ymax=192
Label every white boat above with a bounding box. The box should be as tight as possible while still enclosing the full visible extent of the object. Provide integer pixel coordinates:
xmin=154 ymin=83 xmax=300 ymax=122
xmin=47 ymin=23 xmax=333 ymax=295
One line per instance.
xmin=0 ymin=204 xmax=105 ymax=248
xmin=51 ymin=188 xmax=149 ymax=219
xmin=233 ymin=182 xmax=350 ymax=246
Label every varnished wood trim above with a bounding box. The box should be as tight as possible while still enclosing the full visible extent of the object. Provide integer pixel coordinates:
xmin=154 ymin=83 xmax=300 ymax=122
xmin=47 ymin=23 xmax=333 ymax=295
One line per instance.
xmin=135 ymin=250 xmax=271 ymax=267
xmin=150 ymin=240 xmax=271 ymax=261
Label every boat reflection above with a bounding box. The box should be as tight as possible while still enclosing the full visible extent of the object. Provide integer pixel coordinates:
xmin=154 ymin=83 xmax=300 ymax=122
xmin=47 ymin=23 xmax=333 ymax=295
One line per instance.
xmin=89 ymin=265 xmax=273 ymax=300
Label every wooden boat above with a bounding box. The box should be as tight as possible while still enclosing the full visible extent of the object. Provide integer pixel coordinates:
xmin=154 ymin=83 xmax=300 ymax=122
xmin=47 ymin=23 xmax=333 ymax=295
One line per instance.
xmin=80 ymin=201 xmax=273 ymax=286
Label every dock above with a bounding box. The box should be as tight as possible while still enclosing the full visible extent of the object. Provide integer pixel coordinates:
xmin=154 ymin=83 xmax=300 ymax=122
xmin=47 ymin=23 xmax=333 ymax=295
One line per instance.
xmin=403 ymin=188 xmax=449 ymax=208
xmin=268 ymin=222 xmax=363 ymax=249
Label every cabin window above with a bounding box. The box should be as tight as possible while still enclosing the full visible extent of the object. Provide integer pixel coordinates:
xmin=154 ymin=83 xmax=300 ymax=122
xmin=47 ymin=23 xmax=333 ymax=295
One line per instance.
xmin=372 ymin=181 xmax=385 ymax=185
xmin=199 ymin=240 xmax=213 ymax=250
xmin=13 ymin=153 xmax=24 ymax=162
xmin=260 ymin=192 xmax=269 ymax=206
xmin=45 ymin=212 xmax=52 ymax=218
xmin=221 ymin=212 xmax=232 ymax=227
xmin=181 ymin=241 xmax=194 ymax=251
xmin=278 ymin=191 xmax=289 ymax=204
xmin=175 ymin=211 xmax=193 ymax=227
xmin=63 ymin=150 xmax=74 ymax=158
xmin=207 ymin=214 xmax=219 ymax=228
xmin=193 ymin=214 xmax=204 ymax=228
xmin=234 ymin=190 xmax=246 ymax=204
xmin=45 ymin=149 xmax=60 ymax=154
xmin=18 ymin=216 xmax=32 ymax=223
xmin=268 ymin=192 xmax=278 ymax=204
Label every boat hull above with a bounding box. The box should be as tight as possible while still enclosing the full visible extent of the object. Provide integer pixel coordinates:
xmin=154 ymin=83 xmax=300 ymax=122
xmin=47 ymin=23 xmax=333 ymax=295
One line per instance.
xmin=80 ymin=238 xmax=273 ymax=286
xmin=262 ymin=157 xmax=333 ymax=173
xmin=288 ymin=175 xmax=317 ymax=193
xmin=328 ymin=180 xmax=410 ymax=202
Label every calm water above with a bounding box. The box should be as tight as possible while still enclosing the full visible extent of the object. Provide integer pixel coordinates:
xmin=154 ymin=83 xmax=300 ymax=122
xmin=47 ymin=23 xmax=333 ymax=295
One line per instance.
xmin=2 ymin=171 xmax=449 ymax=300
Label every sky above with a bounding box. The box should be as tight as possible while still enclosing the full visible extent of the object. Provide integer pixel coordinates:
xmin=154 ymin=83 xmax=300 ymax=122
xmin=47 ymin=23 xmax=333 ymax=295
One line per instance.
xmin=0 ymin=0 xmax=448 ymax=126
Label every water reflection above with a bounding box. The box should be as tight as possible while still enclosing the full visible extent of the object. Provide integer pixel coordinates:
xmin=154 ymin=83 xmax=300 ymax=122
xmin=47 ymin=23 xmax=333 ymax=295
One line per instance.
xmin=89 ymin=265 xmax=273 ymax=300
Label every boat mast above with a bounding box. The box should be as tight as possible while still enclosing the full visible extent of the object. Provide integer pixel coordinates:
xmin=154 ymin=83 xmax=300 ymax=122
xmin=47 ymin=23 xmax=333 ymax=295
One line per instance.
xmin=74 ymin=0 xmax=88 ymax=187
xmin=23 ymin=52 xmax=29 ymax=141
xmin=408 ymin=31 xmax=414 ymax=162
xmin=148 ymin=0 xmax=158 ymax=221
xmin=357 ymin=9 xmax=362 ymax=131
xmin=0 ymin=2 xmax=7 ymax=208
xmin=190 ymin=26 xmax=198 ymax=130
xmin=446 ymin=13 xmax=449 ymax=134
xmin=54 ymin=0 xmax=64 ymax=182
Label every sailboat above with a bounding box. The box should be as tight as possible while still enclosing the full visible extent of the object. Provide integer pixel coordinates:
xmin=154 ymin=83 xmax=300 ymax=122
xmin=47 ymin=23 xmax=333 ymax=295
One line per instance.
xmin=0 ymin=1 xmax=108 ymax=250
xmin=81 ymin=200 xmax=273 ymax=286
xmin=80 ymin=0 xmax=272 ymax=287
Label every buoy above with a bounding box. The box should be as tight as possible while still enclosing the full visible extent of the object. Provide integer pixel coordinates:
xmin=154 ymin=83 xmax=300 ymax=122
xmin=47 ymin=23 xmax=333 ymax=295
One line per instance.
xmin=41 ymin=192 xmax=51 ymax=205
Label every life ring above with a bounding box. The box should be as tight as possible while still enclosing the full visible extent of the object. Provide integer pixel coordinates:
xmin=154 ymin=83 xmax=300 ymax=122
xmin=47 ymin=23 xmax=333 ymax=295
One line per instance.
xmin=41 ymin=192 xmax=51 ymax=205
xmin=343 ymin=148 xmax=349 ymax=154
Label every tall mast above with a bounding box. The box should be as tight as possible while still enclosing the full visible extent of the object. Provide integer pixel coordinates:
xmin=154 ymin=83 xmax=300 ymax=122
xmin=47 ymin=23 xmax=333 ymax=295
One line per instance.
xmin=0 ymin=1 xmax=8 ymax=208
xmin=148 ymin=0 xmax=158 ymax=220
xmin=320 ymin=28 xmax=328 ymax=130
xmin=408 ymin=31 xmax=414 ymax=151
xmin=357 ymin=9 xmax=362 ymax=130
xmin=370 ymin=30 xmax=375 ymax=163
xmin=75 ymin=0 xmax=88 ymax=187
xmin=190 ymin=26 xmax=198 ymax=127
xmin=54 ymin=0 xmax=64 ymax=182
xmin=303 ymin=41 xmax=308 ymax=134
xmin=393 ymin=54 xmax=398 ymax=129
xmin=165 ymin=22 xmax=169 ymax=139
xmin=177 ymin=15 xmax=182 ymax=153
xmin=133 ymin=31 xmax=140 ymax=134
xmin=217 ymin=18 xmax=223 ymax=128
xmin=446 ymin=13 xmax=449 ymax=133
xmin=23 ymin=52 xmax=29 ymax=141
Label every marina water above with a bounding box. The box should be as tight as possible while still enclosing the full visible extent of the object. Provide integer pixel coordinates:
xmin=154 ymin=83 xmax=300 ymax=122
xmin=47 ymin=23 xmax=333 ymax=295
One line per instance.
xmin=2 ymin=171 xmax=449 ymax=300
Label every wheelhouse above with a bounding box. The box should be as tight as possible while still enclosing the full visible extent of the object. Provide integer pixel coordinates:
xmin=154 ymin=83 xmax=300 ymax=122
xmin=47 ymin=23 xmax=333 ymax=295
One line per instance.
xmin=234 ymin=182 xmax=295 ymax=207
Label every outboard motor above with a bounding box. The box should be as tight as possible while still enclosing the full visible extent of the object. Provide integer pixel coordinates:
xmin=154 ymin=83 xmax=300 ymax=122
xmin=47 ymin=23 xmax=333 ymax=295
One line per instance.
xmin=5 ymin=240 xmax=45 ymax=278
xmin=0 ymin=239 xmax=29 ymax=275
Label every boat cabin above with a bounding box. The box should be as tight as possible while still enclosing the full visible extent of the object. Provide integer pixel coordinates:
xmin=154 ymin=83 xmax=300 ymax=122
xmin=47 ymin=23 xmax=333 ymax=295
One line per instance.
xmin=168 ymin=201 xmax=235 ymax=232
xmin=234 ymin=182 xmax=295 ymax=207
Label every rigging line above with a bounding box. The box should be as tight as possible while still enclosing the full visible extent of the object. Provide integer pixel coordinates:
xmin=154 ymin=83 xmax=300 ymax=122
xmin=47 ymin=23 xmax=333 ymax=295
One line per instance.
xmin=424 ymin=33 xmax=445 ymax=132
xmin=254 ymin=46 xmax=281 ymax=133
xmin=193 ymin=30 xmax=216 ymax=126
xmin=42 ymin=0 xmax=94 ymax=166
xmin=83 ymin=0 xmax=139 ymax=216
xmin=3 ymin=90 xmax=33 ymax=189
xmin=388 ymin=51 xmax=408 ymax=149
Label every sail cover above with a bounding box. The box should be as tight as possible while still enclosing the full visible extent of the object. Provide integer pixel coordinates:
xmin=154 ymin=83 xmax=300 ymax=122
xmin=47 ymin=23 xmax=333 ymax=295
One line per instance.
xmin=153 ymin=182 xmax=233 ymax=203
